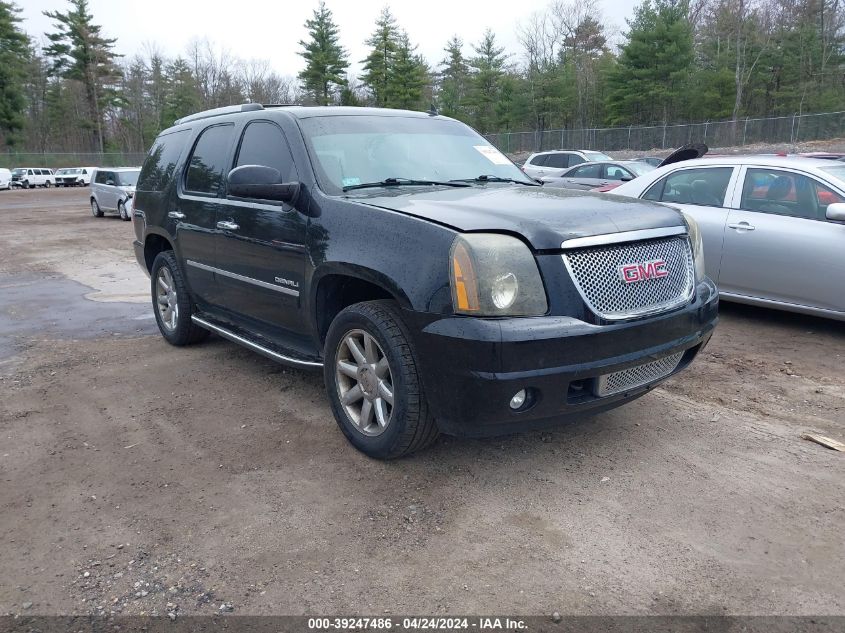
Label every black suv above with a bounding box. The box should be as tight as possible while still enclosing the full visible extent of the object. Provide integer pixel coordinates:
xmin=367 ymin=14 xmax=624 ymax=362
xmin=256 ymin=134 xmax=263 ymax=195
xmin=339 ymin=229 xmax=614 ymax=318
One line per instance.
xmin=132 ymin=104 xmax=718 ymax=459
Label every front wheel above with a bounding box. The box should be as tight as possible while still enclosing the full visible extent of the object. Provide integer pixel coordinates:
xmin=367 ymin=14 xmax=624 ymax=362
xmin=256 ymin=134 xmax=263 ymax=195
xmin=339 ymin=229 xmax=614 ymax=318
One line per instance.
xmin=324 ymin=300 xmax=438 ymax=459
xmin=150 ymin=251 xmax=209 ymax=346
xmin=118 ymin=200 xmax=130 ymax=221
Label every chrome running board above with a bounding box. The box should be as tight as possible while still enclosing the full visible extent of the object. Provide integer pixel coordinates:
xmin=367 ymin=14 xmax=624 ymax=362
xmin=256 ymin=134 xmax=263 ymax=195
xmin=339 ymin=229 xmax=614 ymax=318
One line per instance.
xmin=191 ymin=315 xmax=323 ymax=369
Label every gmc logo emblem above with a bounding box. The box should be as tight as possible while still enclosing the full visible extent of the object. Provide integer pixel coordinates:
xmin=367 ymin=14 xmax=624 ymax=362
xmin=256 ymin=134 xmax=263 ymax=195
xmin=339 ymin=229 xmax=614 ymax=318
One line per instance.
xmin=619 ymin=259 xmax=669 ymax=283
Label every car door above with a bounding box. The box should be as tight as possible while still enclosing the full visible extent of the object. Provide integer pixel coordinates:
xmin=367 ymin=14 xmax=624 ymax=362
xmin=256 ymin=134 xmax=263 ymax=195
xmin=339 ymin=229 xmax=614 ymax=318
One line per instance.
xmin=603 ymin=163 xmax=633 ymax=186
xmin=523 ymin=154 xmax=549 ymax=180
xmin=560 ymin=162 xmax=603 ymax=190
xmin=214 ymin=119 xmax=308 ymax=336
xmin=177 ymin=122 xmax=237 ymax=306
xmin=718 ymin=166 xmax=845 ymax=312
xmin=542 ymin=153 xmax=570 ymax=178
xmin=101 ymin=171 xmax=119 ymax=209
xmin=641 ymin=166 xmax=737 ymax=282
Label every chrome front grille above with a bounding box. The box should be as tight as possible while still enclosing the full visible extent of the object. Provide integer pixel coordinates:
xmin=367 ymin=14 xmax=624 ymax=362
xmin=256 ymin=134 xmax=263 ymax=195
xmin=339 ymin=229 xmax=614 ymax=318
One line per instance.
xmin=562 ymin=236 xmax=695 ymax=320
xmin=595 ymin=352 xmax=684 ymax=397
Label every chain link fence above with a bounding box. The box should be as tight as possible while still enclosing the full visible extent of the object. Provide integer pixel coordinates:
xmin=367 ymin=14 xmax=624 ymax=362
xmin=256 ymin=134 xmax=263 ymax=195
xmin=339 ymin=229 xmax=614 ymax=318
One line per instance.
xmin=484 ymin=111 xmax=845 ymax=155
xmin=3 ymin=111 xmax=844 ymax=168
xmin=0 ymin=152 xmax=147 ymax=169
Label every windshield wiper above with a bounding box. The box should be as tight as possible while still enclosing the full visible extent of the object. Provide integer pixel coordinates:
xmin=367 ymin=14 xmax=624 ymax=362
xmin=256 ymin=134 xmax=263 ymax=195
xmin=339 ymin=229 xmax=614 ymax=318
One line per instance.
xmin=343 ymin=177 xmax=471 ymax=192
xmin=450 ymin=175 xmax=539 ymax=186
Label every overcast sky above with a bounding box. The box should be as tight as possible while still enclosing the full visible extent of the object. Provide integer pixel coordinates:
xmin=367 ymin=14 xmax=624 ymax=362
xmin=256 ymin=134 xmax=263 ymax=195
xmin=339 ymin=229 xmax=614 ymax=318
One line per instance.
xmin=19 ymin=0 xmax=639 ymax=76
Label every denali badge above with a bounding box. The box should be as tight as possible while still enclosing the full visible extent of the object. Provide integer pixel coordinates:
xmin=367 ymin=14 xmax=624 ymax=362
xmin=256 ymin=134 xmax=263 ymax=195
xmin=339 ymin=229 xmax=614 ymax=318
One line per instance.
xmin=619 ymin=259 xmax=669 ymax=283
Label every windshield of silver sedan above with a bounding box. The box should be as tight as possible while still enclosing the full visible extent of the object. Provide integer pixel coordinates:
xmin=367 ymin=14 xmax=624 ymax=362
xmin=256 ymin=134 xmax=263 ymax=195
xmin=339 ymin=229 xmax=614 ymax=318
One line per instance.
xmin=299 ymin=114 xmax=535 ymax=195
xmin=820 ymin=165 xmax=845 ymax=186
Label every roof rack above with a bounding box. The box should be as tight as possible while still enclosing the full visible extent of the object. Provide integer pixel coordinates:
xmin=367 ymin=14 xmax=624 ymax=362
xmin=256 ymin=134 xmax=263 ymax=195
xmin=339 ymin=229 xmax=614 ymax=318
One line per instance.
xmin=174 ymin=103 xmax=264 ymax=125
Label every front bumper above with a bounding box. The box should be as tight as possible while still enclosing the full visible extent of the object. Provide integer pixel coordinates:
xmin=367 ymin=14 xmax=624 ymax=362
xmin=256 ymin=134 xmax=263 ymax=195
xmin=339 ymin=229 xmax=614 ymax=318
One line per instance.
xmin=406 ymin=278 xmax=718 ymax=437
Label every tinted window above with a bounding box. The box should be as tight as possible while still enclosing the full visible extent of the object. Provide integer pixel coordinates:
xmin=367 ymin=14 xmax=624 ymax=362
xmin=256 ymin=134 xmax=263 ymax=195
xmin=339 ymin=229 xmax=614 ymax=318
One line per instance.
xmin=529 ymin=154 xmax=548 ymax=167
xmin=115 ymin=170 xmax=140 ymax=187
xmin=569 ymin=155 xmax=586 ymax=166
xmin=643 ymin=167 xmax=733 ymax=206
xmin=235 ymin=121 xmax=297 ymax=181
xmin=740 ymin=168 xmax=844 ymax=220
xmin=94 ymin=171 xmax=106 ymax=184
xmin=185 ymin=124 xmax=235 ymax=196
xmin=572 ymin=163 xmax=602 ymax=178
xmin=139 ymin=129 xmax=189 ymax=192
xmin=544 ymin=154 xmax=569 ymax=169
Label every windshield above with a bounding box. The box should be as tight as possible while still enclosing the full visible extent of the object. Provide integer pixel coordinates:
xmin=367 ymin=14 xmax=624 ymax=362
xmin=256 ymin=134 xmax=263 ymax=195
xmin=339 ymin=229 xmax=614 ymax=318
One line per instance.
xmin=583 ymin=151 xmax=612 ymax=161
xmin=12 ymin=168 xmax=24 ymax=176
xmin=625 ymin=162 xmax=656 ymax=177
xmin=116 ymin=170 xmax=140 ymax=187
xmin=298 ymin=115 xmax=532 ymax=195
xmin=820 ymin=165 xmax=845 ymax=186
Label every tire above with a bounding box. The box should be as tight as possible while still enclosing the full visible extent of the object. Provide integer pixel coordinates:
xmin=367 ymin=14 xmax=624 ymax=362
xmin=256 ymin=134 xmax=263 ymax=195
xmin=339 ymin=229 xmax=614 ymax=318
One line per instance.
xmin=90 ymin=198 xmax=103 ymax=217
xmin=22 ymin=180 xmax=29 ymax=189
xmin=118 ymin=200 xmax=130 ymax=221
xmin=150 ymin=250 xmax=209 ymax=346
xmin=45 ymin=180 xmax=52 ymax=188
xmin=324 ymin=300 xmax=438 ymax=459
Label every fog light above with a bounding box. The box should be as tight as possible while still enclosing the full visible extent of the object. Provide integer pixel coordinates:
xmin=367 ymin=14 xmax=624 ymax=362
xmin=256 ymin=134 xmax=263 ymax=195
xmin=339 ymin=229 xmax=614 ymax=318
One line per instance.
xmin=509 ymin=389 xmax=527 ymax=410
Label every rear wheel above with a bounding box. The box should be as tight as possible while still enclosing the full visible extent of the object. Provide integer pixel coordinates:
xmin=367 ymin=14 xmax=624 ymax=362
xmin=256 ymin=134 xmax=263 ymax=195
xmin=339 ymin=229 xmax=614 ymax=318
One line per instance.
xmin=90 ymin=199 xmax=103 ymax=217
xmin=45 ymin=180 xmax=52 ymax=188
xmin=150 ymin=251 xmax=209 ymax=346
xmin=324 ymin=300 xmax=438 ymax=459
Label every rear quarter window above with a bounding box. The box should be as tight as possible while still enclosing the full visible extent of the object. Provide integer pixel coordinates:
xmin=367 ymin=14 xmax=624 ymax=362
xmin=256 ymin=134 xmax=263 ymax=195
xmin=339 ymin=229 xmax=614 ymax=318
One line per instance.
xmin=138 ymin=129 xmax=189 ymax=192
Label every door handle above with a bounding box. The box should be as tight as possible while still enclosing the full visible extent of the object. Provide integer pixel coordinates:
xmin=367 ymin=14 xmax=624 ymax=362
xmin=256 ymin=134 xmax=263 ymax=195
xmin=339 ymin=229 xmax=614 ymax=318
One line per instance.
xmin=728 ymin=222 xmax=755 ymax=231
xmin=168 ymin=211 xmax=185 ymax=219
xmin=217 ymin=220 xmax=239 ymax=231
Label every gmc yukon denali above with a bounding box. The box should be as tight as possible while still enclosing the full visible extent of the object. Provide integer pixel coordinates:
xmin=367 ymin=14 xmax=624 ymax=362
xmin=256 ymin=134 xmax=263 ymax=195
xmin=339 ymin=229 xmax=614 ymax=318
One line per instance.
xmin=132 ymin=104 xmax=718 ymax=459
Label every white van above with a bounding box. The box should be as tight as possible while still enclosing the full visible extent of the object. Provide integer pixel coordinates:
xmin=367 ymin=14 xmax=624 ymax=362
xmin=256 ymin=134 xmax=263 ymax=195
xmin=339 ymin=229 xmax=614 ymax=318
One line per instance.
xmin=0 ymin=168 xmax=11 ymax=190
xmin=11 ymin=168 xmax=54 ymax=189
xmin=55 ymin=167 xmax=96 ymax=187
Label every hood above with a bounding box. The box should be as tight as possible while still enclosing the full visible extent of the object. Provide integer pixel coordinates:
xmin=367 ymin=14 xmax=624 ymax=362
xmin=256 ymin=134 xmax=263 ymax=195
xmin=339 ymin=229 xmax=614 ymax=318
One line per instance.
xmin=355 ymin=185 xmax=685 ymax=250
xmin=659 ymin=143 xmax=708 ymax=167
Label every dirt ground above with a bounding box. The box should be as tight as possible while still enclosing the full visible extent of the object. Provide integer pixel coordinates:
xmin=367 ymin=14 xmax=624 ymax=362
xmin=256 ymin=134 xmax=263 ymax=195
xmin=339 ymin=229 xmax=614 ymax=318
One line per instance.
xmin=0 ymin=188 xmax=843 ymax=618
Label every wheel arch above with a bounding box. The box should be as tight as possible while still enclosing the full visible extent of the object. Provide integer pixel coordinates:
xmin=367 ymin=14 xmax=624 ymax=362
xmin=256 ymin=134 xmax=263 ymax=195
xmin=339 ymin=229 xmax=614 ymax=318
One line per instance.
xmin=311 ymin=265 xmax=413 ymax=346
xmin=143 ymin=231 xmax=175 ymax=273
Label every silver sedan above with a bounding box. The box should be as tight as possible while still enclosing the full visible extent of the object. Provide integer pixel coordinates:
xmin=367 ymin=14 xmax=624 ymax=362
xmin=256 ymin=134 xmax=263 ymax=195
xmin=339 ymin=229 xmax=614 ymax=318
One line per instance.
xmin=608 ymin=156 xmax=845 ymax=321
xmin=541 ymin=160 xmax=656 ymax=190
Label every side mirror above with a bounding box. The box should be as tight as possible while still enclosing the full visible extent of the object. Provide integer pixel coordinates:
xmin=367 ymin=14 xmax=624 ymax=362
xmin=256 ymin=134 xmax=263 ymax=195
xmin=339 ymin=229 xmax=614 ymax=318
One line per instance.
xmin=826 ymin=202 xmax=845 ymax=222
xmin=106 ymin=180 xmax=115 ymax=186
xmin=620 ymin=176 xmax=633 ymax=182
xmin=227 ymin=165 xmax=300 ymax=204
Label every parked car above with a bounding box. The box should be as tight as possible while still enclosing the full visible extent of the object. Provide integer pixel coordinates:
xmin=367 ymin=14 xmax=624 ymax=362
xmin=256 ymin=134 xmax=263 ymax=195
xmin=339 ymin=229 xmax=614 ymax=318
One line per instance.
xmin=522 ymin=150 xmax=613 ymax=180
xmin=132 ymin=103 xmax=717 ymax=459
xmin=633 ymin=157 xmax=664 ymax=167
xmin=10 ymin=167 xmax=54 ymax=189
xmin=55 ymin=167 xmax=95 ymax=187
xmin=608 ymin=155 xmax=845 ymax=321
xmin=0 ymin=168 xmax=11 ymax=190
xmin=90 ymin=167 xmax=141 ymax=220
xmin=587 ymin=144 xmax=710 ymax=193
xmin=541 ymin=160 xmax=657 ymax=190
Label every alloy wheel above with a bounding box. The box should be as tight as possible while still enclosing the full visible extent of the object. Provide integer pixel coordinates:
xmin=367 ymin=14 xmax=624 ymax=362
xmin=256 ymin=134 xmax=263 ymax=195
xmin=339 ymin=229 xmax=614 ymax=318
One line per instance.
xmin=155 ymin=266 xmax=179 ymax=331
xmin=335 ymin=329 xmax=395 ymax=436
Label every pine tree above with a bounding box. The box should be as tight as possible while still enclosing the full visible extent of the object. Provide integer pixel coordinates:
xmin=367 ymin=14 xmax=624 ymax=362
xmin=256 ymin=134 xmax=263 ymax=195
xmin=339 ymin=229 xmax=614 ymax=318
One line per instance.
xmin=43 ymin=0 xmax=121 ymax=152
xmin=0 ymin=1 xmax=29 ymax=146
xmin=467 ymin=29 xmax=507 ymax=133
xmin=438 ymin=36 xmax=469 ymax=120
xmin=361 ymin=7 xmax=400 ymax=106
xmin=297 ymin=1 xmax=348 ymax=106
xmin=163 ymin=57 xmax=200 ymax=126
xmin=386 ymin=32 xmax=428 ymax=110
xmin=606 ymin=0 xmax=694 ymax=125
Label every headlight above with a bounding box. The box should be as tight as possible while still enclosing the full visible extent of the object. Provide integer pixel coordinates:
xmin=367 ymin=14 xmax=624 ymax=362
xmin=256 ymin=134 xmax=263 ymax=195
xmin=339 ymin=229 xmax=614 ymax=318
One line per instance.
xmin=681 ymin=212 xmax=705 ymax=282
xmin=450 ymin=233 xmax=548 ymax=316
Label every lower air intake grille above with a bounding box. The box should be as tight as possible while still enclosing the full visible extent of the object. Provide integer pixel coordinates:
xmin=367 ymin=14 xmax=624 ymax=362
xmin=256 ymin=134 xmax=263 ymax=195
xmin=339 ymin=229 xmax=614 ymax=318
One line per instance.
xmin=595 ymin=352 xmax=684 ymax=397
